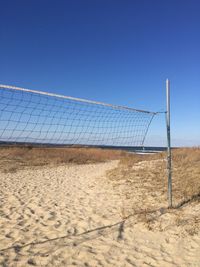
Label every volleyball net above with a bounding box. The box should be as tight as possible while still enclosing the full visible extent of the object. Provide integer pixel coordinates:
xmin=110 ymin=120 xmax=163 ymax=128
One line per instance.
xmin=0 ymin=84 xmax=156 ymax=147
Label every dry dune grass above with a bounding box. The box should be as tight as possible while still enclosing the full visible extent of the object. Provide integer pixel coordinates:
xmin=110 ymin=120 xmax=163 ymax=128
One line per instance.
xmin=0 ymin=146 xmax=128 ymax=173
xmin=108 ymin=147 xmax=200 ymax=233
xmin=113 ymin=147 xmax=200 ymax=206
xmin=170 ymin=147 xmax=200 ymax=204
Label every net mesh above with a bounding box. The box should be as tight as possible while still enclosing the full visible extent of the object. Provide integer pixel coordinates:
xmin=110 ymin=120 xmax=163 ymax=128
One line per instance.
xmin=0 ymin=85 xmax=155 ymax=147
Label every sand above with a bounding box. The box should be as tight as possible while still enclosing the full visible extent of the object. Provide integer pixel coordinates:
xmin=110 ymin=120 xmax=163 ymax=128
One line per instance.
xmin=0 ymin=161 xmax=199 ymax=267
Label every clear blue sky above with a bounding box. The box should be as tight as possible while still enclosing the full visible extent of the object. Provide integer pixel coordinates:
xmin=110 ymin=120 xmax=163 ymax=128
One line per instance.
xmin=0 ymin=0 xmax=199 ymax=146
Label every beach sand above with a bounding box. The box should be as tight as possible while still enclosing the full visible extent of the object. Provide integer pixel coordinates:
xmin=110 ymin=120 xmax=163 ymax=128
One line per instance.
xmin=0 ymin=160 xmax=199 ymax=267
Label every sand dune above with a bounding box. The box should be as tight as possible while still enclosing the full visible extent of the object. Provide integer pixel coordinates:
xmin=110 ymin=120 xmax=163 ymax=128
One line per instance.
xmin=0 ymin=160 xmax=199 ymax=267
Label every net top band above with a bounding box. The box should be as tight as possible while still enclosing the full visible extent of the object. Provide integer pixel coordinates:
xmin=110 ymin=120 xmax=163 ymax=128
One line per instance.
xmin=0 ymin=84 xmax=156 ymax=115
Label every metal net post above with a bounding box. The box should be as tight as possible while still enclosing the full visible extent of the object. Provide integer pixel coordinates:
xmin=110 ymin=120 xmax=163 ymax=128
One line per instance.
xmin=166 ymin=79 xmax=172 ymax=208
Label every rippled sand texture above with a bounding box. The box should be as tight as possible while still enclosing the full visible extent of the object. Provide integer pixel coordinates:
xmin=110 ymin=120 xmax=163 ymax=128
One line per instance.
xmin=0 ymin=161 xmax=199 ymax=267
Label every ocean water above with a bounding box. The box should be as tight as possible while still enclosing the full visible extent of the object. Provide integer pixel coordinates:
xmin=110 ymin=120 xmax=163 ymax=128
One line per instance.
xmin=0 ymin=141 xmax=168 ymax=153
